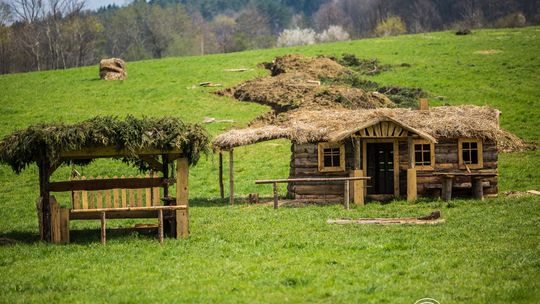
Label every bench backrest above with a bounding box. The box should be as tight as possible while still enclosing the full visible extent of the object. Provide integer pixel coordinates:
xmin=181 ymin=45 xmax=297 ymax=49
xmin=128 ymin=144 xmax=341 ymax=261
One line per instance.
xmin=71 ymin=174 xmax=161 ymax=210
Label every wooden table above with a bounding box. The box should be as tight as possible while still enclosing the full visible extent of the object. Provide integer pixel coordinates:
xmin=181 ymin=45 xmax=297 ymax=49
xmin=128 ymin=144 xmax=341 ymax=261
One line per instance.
xmin=433 ymin=172 xmax=498 ymax=201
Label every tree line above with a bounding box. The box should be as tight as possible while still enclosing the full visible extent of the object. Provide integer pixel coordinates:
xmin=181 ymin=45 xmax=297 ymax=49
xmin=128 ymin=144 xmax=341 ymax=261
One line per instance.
xmin=0 ymin=0 xmax=538 ymax=74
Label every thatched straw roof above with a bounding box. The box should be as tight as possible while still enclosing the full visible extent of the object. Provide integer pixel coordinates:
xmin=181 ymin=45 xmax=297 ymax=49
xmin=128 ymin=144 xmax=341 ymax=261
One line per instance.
xmin=213 ymin=105 xmax=525 ymax=152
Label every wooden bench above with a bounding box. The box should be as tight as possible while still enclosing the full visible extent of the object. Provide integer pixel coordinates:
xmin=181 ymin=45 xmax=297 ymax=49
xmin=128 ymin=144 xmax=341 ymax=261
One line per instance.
xmin=432 ymin=172 xmax=498 ymax=201
xmin=39 ymin=174 xmax=188 ymax=244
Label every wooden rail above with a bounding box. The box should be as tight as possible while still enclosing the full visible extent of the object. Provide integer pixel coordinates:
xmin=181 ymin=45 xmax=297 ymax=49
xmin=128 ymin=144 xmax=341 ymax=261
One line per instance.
xmin=255 ymin=177 xmax=371 ymax=210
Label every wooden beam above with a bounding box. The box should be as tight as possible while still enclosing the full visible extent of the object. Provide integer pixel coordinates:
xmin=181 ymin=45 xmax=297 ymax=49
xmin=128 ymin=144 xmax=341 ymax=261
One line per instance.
xmin=408 ymin=135 xmax=415 ymax=169
xmin=60 ymin=147 xmax=182 ymax=159
xmin=442 ymin=176 xmax=453 ymax=201
xmin=139 ymin=155 xmax=163 ymax=172
xmin=229 ymin=149 xmax=234 ymax=205
xmin=352 ymin=170 xmax=364 ymax=205
xmin=255 ymin=177 xmax=370 ymax=184
xmin=48 ymin=177 xmax=173 ymax=192
xmin=219 ymin=152 xmax=224 ymax=199
xmin=472 ymin=177 xmax=484 ymax=200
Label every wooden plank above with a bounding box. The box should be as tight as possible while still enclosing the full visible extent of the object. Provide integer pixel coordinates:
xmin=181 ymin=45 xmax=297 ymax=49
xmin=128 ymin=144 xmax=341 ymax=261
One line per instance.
xmin=381 ymin=121 xmax=389 ymax=137
xmin=387 ymin=123 xmax=395 ymax=137
xmin=152 ymin=187 xmax=160 ymax=206
xmin=96 ymin=176 xmax=103 ymax=209
xmin=73 ymin=190 xmax=81 ymax=210
xmin=121 ymin=188 xmax=127 ymax=208
xmin=393 ymin=126 xmax=403 ymax=137
xmin=128 ymin=187 xmax=135 ymax=208
xmin=137 ymin=188 xmax=143 ymax=207
xmin=48 ymin=177 xmax=172 ymax=192
xmin=366 ymin=126 xmax=375 ymax=137
xmin=81 ymin=176 xmax=88 ymax=209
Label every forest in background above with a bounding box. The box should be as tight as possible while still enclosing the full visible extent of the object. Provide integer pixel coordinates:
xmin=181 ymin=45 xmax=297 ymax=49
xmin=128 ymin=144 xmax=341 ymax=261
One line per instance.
xmin=0 ymin=0 xmax=539 ymax=74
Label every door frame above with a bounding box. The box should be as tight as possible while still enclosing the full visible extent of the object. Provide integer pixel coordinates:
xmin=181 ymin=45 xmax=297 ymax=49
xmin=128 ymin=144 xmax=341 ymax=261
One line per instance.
xmin=362 ymin=139 xmax=400 ymax=197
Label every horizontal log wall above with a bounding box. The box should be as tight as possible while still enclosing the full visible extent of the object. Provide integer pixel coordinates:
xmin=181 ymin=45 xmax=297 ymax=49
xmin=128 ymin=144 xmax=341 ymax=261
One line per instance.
xmin=289 ymin=138 xmax=498 ymax=201
xmin=400 ymin=139 xmax=498 ymax=197
xmin=288 ymin=142 xmax=357 ymax=202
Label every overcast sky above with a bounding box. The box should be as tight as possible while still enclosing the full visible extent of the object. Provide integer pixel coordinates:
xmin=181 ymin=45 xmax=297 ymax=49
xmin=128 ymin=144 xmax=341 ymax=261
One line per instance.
xmin=85 ymin=0 xmax=132 ymax=10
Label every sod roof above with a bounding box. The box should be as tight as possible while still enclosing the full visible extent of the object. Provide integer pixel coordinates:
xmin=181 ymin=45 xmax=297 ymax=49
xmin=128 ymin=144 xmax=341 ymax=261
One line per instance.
xmin=0 ymin=116 xmax=210 ymax=173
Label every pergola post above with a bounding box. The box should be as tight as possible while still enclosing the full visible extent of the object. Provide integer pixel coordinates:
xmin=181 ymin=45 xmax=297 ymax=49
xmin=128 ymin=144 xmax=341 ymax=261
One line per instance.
xmin=176 ymin=158 xmax=189 ymax=238
xmin=407 ymin=136 xmax=417 ymax=202
xmin=229 ymin=149 xmax=234 ymax=206
xmin=38 ymin=158 xmax=52 ymax=242
xmin=218 ymin=151 xmax=224 ymax=199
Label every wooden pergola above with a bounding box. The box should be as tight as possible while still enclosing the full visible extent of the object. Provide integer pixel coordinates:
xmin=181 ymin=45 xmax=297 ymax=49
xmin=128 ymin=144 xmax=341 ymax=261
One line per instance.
xmin=38 ymin=146 xmax=190 ymax=243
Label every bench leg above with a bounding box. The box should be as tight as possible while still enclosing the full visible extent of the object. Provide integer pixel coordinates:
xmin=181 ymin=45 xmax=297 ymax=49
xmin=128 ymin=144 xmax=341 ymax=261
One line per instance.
xmin=100 ymin=211 xmax=106 ymax=245
xmin=158 ymin=209 xmax=164 ymax=244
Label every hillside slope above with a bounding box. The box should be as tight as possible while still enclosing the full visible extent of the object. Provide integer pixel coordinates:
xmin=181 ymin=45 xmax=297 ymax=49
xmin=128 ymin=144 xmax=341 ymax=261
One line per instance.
xmin=0 ymin=27 xmax=539 ymax=303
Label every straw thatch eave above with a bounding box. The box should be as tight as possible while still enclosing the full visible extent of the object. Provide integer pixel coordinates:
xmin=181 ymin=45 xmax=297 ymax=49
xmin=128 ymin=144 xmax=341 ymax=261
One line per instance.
xmin=213 ymin=105 xmax=525 ymax=152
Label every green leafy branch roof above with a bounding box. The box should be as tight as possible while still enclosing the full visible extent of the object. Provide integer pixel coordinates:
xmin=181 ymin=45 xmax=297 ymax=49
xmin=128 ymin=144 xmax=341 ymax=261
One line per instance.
xmin=0 ymin=116 xmax=210 ymax=173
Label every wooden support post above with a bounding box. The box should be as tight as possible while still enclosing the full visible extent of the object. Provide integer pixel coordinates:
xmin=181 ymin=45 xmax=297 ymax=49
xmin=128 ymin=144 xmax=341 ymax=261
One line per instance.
xmin=162 ymin=154 xmax=169 ymax=198
xmin=100 ymin=211 xmax=106 ymax=244
xmin=407 ymin=169 xmax=417 ymax=202
xmin=50 ymin=197 xmax=61 ymax=243
xmin=229 ymin=149 xmax=234 ymax=206
xmin=442 ymin=176 xmax=453 ymax=201
xmin=219 ymin=151 xmax=224 ymax=199
xmin=273 ymin=182 xmax=278 ymax=209
xmin=352 ymin=170 xmax=364 ymax=205
xmin=176 ymin=158 xmax=189 ymax=238
xmin=38 ymin=159 xmax=52 ymax=242
xmin=407 ymin=136 xmax=417 ymax=202
xmin=158 ymin=209 xmax=164 ymax=244
xmin=344 ymin=181 xmax=350 ymax=210
xmin=472 ymin=177 xmax=484 ymax=200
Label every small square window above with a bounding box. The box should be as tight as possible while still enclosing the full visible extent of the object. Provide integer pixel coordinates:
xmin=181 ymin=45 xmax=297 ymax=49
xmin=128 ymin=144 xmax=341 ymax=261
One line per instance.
xmin=459 ymin=139 xmax=483 ymax=169
xmin=318 ymin=143 xmax=345 ymax=172
xmin=413 ymin=141 xmax=434 ymax=170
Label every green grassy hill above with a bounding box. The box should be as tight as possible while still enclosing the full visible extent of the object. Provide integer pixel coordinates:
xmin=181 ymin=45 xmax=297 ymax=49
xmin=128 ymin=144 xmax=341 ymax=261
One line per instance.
xmin=0 ymin=27 xmax=539 ymax=303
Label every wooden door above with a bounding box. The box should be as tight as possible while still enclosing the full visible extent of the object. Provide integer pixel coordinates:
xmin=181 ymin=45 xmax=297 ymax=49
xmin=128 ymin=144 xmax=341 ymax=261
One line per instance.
xmin=366 ymin=143 xmax=394 ymax=195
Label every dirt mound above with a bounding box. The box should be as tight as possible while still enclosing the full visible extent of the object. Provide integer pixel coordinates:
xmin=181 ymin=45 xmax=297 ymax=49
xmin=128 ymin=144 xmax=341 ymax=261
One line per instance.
xmin=217 ymin=72 xmax=394 ymax=113
xmin=99 ymin=58 xmax=127 ymax=80
xmin=261 ymin=54 xmax=350 ymax=79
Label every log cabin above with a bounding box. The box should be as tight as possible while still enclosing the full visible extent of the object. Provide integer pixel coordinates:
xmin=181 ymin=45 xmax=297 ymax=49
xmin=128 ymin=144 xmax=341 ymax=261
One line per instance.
xmin=213 ymin=104 xmax=524 ymax=203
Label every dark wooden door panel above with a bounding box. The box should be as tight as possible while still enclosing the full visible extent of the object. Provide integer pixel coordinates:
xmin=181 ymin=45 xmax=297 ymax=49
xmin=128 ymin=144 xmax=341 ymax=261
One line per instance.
xmin=366 ymin=143 xmax=394 ymax=195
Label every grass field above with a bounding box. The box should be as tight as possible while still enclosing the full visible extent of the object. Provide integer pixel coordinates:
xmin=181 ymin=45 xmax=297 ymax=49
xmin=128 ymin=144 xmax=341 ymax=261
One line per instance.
xmin=0 ymin=27 xmax=539 ymax=303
